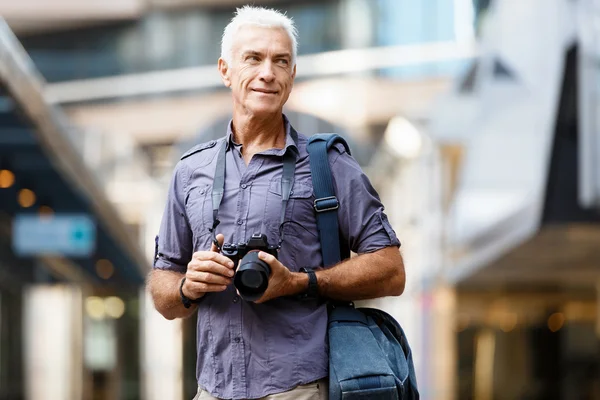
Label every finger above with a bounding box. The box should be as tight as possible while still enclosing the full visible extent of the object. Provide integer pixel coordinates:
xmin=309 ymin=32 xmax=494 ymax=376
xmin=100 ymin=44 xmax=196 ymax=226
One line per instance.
xmin=192 ymin=251 xmax=234 ymax=269
xmin=253 ymin=290 xmax=272 ymax=304
xmin=258 ymin=251 xmax=277 ymax=265
xmin=188 ymin=260 xmax=235 ymax=277
xmin=211 ymin=234 xmax=225 ymax=253
xmin=187 ymin=282 xmax=229 ymax=295
xmin=187 ymin=270 xmax=232 ymax=286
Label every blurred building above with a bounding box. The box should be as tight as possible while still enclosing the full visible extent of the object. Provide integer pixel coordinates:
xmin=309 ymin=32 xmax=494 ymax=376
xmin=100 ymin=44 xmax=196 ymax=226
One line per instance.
xmin=425 ymin=0 xmax=600 ymax=399
xmin=2 ymin=0 xmax=568 ymax=399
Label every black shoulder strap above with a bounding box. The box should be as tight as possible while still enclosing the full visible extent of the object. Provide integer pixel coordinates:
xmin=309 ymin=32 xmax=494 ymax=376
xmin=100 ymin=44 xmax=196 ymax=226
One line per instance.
xmin=210 ymin=140 xmax=296 ymax=249
xmin=307 ymin=133 xmax=351 ymax=267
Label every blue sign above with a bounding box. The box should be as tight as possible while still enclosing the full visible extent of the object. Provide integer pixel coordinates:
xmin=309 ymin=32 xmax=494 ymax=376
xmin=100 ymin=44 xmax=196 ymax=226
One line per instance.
xmin=13 ymin=214 xmax=96 ymax=257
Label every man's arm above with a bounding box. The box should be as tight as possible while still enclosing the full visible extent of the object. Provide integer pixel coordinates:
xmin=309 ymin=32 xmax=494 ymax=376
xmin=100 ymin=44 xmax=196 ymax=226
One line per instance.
xmin=149 ymin=158 xmax=234 ymax=320
xmin=149 ymin=161 xmax=196 ymax=320
xmin=148 ymin=234 xmax=232 ymax=320
xmin=310 ymin=143 xmax=404 ymax=300
xmin=147 ymin=269 xmax=197 ymax=320
xmin=254 ymin=246 xmax=404 ymax=303
xmin=314 ymin=246 xmax=405 ymax=300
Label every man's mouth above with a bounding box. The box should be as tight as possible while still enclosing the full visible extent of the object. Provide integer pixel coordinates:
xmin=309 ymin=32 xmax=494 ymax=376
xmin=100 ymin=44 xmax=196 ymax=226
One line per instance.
xmin=252 ymin=88 xmax=278 ymax=94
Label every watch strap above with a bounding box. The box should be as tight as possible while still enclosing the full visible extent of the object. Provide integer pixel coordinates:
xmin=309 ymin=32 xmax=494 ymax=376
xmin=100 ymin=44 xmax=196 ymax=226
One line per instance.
xmin=179 ymin=277 xmax=203 ymax=308
xmin=299 ymin=267 xmax=318 ymax=300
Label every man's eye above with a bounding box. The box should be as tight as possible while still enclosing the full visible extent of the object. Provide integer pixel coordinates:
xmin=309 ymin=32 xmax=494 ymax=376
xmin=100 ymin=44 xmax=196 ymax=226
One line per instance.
xmin=277 ymin=59 xmax=289 ymax=65
xmin=247 ymin=56 xmax=260 ymax=62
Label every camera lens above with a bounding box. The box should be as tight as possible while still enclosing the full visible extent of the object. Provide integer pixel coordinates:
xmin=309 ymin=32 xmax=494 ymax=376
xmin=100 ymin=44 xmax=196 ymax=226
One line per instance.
xmin=234 ymin=251 xmax=271 ymax=301
xmin=239 ymin=269 xmax=263 ymax=289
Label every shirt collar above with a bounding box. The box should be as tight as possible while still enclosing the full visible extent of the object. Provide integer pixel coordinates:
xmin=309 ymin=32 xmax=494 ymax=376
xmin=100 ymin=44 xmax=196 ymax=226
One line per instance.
xmin=225 ymin=114 xmax=299 ymax=156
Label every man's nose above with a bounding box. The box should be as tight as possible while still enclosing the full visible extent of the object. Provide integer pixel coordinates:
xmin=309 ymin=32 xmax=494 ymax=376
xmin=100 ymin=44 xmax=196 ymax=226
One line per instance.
xmin=258 ymin=61 xmax=275 ymax=82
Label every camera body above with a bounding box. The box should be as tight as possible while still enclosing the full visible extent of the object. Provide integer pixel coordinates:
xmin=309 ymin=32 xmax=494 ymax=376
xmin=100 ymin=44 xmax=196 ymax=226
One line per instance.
xmin=221 ymin=233 xmax=278 ymax=301
xmin=221 ymin=233 xmax=278 ymax=267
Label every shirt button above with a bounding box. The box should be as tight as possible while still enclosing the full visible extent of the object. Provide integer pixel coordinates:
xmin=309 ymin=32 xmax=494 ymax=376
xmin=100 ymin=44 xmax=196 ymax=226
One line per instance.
xmin=234 ymin=337 xmax=241 ymax=343
xmin=233 ymin=296 xmax=239 ymax=303
xmin=237 ymin=219 xmax=243 ymax=225
xmin=241 ymin=183 xmax=247 ymax=189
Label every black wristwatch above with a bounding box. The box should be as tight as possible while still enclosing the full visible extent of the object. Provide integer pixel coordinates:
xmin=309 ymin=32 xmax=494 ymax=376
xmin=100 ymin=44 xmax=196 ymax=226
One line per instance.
xmin=180 ymin=277 xmax=203 ymax=308
xmin=298 ymin=267 xmax=319 ymax=300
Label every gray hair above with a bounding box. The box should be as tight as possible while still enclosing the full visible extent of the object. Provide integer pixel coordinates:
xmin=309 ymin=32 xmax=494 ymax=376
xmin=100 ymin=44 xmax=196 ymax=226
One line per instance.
xmin=221 ymin=5 xmax=298 ymax=66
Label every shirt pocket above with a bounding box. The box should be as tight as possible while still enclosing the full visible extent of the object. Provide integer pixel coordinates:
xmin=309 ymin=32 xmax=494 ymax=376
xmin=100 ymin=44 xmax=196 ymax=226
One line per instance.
xmin=264 ymin=179 xmax=314 ymax=233
xmin=185 ymin=184 xmax=213 ymax=240
xmin=264 ymin=179 xmax=318 ymax=271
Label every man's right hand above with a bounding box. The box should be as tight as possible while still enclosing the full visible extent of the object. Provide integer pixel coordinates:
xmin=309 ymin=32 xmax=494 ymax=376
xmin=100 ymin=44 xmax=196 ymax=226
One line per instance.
xmin=182 ymin=234 xmax=235 ymax=300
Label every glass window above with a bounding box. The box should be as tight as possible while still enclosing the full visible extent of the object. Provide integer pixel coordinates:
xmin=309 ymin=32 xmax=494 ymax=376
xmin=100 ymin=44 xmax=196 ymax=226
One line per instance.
xmin=18 ymin=1 xmax=343 ymax=82
xmin=374 ymin=0 xmax=456 ymax=47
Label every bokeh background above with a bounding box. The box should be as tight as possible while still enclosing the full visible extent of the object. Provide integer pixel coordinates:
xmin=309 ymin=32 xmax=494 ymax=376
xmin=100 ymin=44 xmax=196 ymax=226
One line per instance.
xmin=0 ymin=0 xmax=595 ymax=399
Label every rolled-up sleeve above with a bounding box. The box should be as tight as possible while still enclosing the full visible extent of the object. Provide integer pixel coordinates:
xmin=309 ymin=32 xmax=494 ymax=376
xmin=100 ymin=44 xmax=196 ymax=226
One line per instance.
xmin=154 ymin=162 xmax=192 ymax=273
xmin=330 ymin=149 xmax=400 ymax=254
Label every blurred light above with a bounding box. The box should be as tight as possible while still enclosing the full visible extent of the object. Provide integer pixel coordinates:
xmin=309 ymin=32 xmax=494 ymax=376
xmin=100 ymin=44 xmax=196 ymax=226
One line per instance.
xmin=0 ymin=170 xmax=14 ymax=188
xmin=95 ymin=259 xmax=114 ymax=280
xmin=548 ymin=312 xmax=565 ymax=332
xmin=384 ymin=116 xmax=423 ymax=159
xmin=563 ymin=301 xmax=596 ymax=322
xmin=86 ymin=296 xmax=105 ymax=320
xmin=104 ymin=297 xmax=125 ymax=319
xmin=18 ymin=189 xmax=36 ymax=208
xmin=500 ymin=313 xmax=518 ymax=333
xmin=39 ymin=206 xmax=54 ymax=218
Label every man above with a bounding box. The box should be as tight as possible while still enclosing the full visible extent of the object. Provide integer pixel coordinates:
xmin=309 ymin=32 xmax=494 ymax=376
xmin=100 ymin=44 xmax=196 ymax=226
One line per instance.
xmin=147 ymin=5 xmax=405 ymax=400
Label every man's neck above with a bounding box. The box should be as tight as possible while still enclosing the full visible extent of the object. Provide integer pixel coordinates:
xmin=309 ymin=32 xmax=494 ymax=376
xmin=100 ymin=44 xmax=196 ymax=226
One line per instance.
xmin=232 ymin=112 xmax=286 ymax=164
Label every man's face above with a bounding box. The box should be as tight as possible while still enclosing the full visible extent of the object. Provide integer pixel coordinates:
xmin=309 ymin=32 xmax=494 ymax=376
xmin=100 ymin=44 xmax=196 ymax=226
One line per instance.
xmin=219 ymin=25 xmax=296 ymax=117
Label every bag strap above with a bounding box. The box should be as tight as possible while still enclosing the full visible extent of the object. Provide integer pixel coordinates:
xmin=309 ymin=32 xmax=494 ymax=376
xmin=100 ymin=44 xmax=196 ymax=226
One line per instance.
xmin=307 ymin=133 xmax=351 ymax=267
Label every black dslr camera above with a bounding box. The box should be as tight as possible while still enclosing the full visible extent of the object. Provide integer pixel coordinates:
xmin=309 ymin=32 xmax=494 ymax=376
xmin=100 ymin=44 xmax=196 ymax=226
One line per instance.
xmin=221 ymin=233 xmax=279 ymax=301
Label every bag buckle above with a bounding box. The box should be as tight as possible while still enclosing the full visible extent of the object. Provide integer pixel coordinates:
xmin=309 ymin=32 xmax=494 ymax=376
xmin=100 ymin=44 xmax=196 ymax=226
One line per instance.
xmin=314 ymin=196 xmax=339 ymax=212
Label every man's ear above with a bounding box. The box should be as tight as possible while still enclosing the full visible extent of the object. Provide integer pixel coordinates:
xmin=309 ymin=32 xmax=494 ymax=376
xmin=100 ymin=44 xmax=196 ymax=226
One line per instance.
xmin=218 ymin=58 xmax=231 ymax=88
xmin=291 ymin=64 xmax=297 ymax=85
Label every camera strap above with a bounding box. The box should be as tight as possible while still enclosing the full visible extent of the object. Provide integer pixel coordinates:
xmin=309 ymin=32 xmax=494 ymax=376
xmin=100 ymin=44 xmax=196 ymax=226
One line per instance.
xmin=210 ymin=140 xmax=296 ymax=249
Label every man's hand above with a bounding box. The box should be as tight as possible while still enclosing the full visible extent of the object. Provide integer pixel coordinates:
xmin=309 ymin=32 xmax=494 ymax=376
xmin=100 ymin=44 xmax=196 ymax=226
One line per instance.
xmin=253 ymin=251 xmax=307 ymax=304
xmin=182 ymin=234 xmax=234 ymax=300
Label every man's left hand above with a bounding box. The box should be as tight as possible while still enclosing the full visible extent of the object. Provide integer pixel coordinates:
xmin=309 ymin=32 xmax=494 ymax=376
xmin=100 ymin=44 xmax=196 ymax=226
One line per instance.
xmin=252 ymin=251 xmax=299 ymax=304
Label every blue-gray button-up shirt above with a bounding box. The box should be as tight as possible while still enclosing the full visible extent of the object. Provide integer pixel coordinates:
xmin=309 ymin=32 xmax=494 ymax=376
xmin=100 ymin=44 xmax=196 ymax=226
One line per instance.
xmin=154 ymin=116 xmax=400 ymax=399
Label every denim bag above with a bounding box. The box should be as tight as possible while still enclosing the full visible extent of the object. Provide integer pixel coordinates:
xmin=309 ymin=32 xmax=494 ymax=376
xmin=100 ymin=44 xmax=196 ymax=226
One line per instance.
xmin=307 ymin=134 xmax=419 ymax=400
